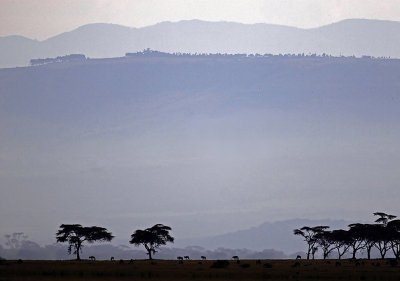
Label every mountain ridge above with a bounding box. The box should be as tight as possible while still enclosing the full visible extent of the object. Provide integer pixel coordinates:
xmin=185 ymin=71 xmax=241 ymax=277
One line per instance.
xmin=176 ymin=218 xmax=350 ymax=253
xmin=1 ymin=18 xmax=400 ymax=68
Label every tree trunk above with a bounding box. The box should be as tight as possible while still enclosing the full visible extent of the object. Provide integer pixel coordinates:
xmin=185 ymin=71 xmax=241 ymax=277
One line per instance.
xmin=391 ymin=243 xmax=400 ymax=260
xmin=352 ymin=247 xmax=356 ymax=259
xmin=379 ymin=248 xmax=387 ymax=259
xmin=145 ymin=244 xmax=152 ymax=260
xmin=376 ymin=242 xmax=388 ymax=259
xmin=76 ymin=244 xmax=81 ymax=261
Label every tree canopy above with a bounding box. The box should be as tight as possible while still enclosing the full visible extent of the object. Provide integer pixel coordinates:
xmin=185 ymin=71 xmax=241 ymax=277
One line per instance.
xmin=294 ymin=212 xmax=400 ymax=260
xmin=56 ymin=224 xmax=114 ymax=260
xmin=129 ymin=224 xmax=174 ymax=260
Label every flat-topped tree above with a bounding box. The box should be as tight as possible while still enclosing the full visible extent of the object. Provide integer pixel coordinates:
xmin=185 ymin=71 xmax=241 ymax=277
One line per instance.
xmin=330 ymin=229 xmax=352 ymax=260
xmin=374 ymin=212 xmax=397 ymax=226
xmin=56 ymin=224 xmax=114 ymax=260
xmin=374 ymin=212 xmax=397 ymax=259
xmin=293 ymin=226 xmax=329 ymax=260
xmin=387 ymin=220 xmax=400 ymax=259
xmin=129 ymin=224 xmax=174 ymax=260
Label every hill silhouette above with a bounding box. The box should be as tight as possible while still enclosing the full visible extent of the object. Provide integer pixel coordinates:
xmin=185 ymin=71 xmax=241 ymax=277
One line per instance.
xmin=1 ymin=19 xmax=400 ymax=68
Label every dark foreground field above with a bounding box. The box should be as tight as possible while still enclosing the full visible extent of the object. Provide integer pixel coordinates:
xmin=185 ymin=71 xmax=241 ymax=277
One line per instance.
xmin=1 ymin=259 xmax=400 ymax=281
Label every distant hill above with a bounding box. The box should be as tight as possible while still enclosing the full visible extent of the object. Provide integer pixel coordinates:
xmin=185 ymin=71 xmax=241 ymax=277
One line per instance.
xmin=176 ymin=218 xmax=350 ymax=254
xmin=1 ymin=55 xmax=399 ymax=246
xmin=1 ymin=19 xmax=400 ymax=68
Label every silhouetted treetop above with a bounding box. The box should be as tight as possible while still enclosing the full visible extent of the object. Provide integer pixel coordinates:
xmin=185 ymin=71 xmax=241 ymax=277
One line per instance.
xmin=129 ymin=224 xmax=174 ymax=260
xmin=56 ymin=224 xmax=113 ymax=260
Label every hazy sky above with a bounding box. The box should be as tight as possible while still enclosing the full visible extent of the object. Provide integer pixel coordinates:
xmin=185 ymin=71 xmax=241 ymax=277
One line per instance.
xmin=1 ymin=0 xmax=400 ymax=40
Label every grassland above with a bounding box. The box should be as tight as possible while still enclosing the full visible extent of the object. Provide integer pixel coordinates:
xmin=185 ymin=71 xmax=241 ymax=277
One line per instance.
xmin=1 ymin=259 xmax=400 ymax=281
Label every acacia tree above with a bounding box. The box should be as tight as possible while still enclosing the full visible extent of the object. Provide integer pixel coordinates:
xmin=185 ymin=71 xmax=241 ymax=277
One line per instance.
xmin=348 ymin=223 xmax=366 ymax=259
xmin=315 ymin=229 xmax=336 ymax=259
xmin=374 ymin=212 xmax=396 ymax=259
xmin=387 ymin=220 xmax=400 ymax=259
xmin=56 ymin=224 xmax=114 ymax=260
xmin=330 ymin=229 xmax=351 ymax=259
xmin=293 ymin=226 xmax=329 ymax=259
xmin=361 ymin=224 xmax=380 ymax=260
xmin=129 ymin=224 xmax=174 ymax=260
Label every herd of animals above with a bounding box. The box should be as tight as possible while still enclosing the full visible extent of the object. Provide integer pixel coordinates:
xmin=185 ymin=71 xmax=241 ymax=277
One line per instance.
xmin=86 ymin=255 xmax=241 ymax=262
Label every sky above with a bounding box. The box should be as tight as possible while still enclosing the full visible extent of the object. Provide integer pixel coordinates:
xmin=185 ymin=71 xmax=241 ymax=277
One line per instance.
xmin=1 ymin=0 xmax=400 ymax=40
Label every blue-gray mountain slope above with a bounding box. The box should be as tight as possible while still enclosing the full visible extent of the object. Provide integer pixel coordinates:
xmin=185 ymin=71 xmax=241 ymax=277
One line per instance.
xmin=0 ymin=55 xmax=399 ymax=244
xmin=1 ymin=19 xmax=400 ymax=68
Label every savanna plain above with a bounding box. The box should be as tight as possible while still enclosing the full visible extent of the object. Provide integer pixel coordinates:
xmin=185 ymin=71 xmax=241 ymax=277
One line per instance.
xmin=1 ymin=258 xmax=400 ymax=281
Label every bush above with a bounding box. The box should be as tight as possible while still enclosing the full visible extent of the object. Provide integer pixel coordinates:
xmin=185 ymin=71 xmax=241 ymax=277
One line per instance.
xmin=211 ymin=260 xmax=230 ymax=268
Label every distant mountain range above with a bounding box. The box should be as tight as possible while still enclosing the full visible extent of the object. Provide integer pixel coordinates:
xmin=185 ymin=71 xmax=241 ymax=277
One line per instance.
xmin=176 ymin=218 xmax=349 ymax=254
xmin=1 ymin=18 xmax=400 ymax=68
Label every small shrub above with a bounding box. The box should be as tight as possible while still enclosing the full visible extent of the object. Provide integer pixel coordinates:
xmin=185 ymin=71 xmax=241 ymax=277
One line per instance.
xmin=211 ymin=260 xmax=230 ymax=269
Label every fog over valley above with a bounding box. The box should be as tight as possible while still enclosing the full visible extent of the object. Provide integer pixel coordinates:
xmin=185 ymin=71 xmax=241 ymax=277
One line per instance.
xmin=1 ymin=54 xmax=399 ymax=254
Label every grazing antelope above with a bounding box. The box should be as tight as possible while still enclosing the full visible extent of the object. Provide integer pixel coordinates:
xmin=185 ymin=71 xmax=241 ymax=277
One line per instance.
xmin=296 ymin=255 xmax=301 ymax=260
xmin=184 ymin=256 xmax=190 ymax=260
xmin=201 ymin=256 xmax=207 ymax=260
xmin=110 ymin=257 xmax=115 ymax=261
xmin=89 ymin=256 xmax=96 ymax=261
xmin=232 ymin=256 xmax=239 ymax=260
xmin=177 ymin=256 xmax=184 ymax=264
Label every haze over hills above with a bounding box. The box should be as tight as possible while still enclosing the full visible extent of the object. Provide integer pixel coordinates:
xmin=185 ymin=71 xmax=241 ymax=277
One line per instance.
xmin=176 ymin=218 xmax=350 ymax=254
xmin=1 ymin=54 xmax=399 ymax=248
xmin=1 ymin=18 xmax=400 ymax=68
